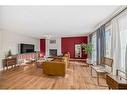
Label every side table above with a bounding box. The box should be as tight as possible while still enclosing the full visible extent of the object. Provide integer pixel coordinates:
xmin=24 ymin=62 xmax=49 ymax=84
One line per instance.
xmin=2 ymin=57 xmax=17 ymax=70
xmin=106 ymin=74 xmax=127 ymax=89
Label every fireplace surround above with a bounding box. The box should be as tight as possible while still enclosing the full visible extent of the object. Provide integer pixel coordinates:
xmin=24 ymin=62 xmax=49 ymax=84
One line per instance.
xmin=49 ymin=49 xmax=57 ymax=57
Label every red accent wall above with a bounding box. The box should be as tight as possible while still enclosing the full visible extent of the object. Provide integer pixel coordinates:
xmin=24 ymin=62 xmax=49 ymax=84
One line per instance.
xmin=40 ymin=39 xmax=46 ymax=55
xmin=61 ymin=36 xmax=88 ymax=59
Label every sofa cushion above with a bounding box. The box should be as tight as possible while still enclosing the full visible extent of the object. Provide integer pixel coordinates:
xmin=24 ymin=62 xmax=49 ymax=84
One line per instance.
xmin=52 ymin=57 xmax=64 ymax=62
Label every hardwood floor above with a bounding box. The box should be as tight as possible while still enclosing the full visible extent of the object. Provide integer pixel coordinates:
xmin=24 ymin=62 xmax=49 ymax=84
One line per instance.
xmin=0 ymin=61 xmax=108 ymax=89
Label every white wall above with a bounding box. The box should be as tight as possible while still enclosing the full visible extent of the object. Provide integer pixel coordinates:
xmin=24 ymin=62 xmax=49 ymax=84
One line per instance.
xmin=46 ymin=37 xmax=61 ymax=57
xmin=0 ymin=31 xmax=40 ymax=69
xmin=0 ymin=32 xmax=3 ymax=70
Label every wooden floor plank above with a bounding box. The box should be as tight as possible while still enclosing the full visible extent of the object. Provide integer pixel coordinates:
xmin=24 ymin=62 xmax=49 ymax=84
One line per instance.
xmin=0 ymin=61 xmax=108 ymax=89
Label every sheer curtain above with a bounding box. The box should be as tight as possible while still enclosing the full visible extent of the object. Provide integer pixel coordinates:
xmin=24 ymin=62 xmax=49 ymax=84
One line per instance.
xmin=96 ymin=25 xmax=105 ymax=65
xmin=111 ymin=18 xmax=121 ymax=75
xmin=118 ymin=11 xmax=127 ymax=73
xmin=111 ymin=9 xmax=127 ymax=75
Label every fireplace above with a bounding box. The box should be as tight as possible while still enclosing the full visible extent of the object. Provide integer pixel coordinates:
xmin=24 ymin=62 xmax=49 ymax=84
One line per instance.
xmin=49 ymin=49 xmax=57 ymax=57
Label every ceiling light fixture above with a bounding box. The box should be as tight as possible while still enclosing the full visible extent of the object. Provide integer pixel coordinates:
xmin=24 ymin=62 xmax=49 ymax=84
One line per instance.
xmin=44 ymin=35 xmax=51 ymax=40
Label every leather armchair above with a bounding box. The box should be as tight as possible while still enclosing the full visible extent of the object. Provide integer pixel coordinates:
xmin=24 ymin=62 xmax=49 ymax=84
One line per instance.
xmin=42 ymin=57 xmax=68 ymax=76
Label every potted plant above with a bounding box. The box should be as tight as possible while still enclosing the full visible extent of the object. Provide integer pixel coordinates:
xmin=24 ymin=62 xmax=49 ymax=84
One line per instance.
xmin=81 ymin=43 xmax=93 ymax=64
xmin=6 ymin=49 xmax=12 ymax=58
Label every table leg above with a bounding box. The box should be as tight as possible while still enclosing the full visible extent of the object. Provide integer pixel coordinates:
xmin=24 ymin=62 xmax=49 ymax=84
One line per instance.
xmin=3 ymin=65 xmax=5 ymax=71
xmin=7 ymin=64 xmax=8 ymax=70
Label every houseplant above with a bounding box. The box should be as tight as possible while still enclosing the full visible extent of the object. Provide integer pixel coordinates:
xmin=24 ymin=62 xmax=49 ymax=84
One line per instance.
xmin=81 ymin=43 xmax=92 ymax=54
xmin=81 ymin=43 xmax=93 ymax=64
xmin=7 ymin=49 xmax=12 ymax=58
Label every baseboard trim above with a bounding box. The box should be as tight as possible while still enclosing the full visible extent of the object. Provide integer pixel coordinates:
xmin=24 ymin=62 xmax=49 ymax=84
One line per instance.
xmin=69 ymin=58 xmax=86 ymax=62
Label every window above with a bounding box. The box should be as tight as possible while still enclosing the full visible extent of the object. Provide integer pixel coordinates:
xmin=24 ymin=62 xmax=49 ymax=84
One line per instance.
xmin=91 ymin=33 xmax=97 ymax=64
xmin=105 ymin=24 xmax=112 ymax=58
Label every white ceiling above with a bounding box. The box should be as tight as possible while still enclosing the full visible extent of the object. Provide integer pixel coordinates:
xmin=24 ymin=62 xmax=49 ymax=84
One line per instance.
xmin=0 ymin=6 xmax=120 ymax=38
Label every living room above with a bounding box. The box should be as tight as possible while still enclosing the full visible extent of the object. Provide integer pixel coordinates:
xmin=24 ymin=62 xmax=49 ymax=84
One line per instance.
xmin=0 ymin=1 xmax=127 ymax=93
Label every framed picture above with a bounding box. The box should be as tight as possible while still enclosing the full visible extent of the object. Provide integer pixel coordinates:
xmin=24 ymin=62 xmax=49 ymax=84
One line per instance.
xmin=50 ymin=40 xmax=56 ymax=44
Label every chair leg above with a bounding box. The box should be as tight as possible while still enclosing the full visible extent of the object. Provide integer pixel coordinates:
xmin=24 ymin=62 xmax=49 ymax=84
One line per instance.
xmin=91 ymin=67 xmax=93 ymax=77
xmin=97 ymin=73 xmax=99 ymax=85
xmin=96 ymin=73 xmax=108 ymax=87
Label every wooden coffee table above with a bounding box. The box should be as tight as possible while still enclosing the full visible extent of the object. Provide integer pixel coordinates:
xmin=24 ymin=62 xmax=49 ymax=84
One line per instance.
xmin=35 ymin=59 xmax=46 ymax=68
xmin=35 ymin=58 xmax=54 ymax=68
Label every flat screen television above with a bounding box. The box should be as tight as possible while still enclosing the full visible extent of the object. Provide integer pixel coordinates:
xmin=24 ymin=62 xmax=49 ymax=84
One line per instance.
xmin=20 ymin=43 xmax=35 ymax=54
